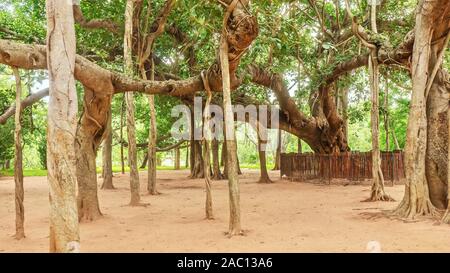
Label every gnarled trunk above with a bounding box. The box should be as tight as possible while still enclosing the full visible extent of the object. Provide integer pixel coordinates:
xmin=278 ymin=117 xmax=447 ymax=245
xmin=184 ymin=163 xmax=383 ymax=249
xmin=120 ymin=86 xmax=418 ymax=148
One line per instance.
xmin=392 ymin=0 xmax=450 ymax=219
xmin=426 ymin=68 xmax=449 ymax=210
xmin=76 ymin=87 xmax=111 ymax=222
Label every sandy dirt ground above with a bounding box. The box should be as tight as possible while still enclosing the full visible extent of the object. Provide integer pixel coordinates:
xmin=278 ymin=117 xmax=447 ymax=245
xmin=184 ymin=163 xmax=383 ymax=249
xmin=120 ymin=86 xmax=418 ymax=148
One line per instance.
xmin=1 ymin=169 xmax=450 ymax=253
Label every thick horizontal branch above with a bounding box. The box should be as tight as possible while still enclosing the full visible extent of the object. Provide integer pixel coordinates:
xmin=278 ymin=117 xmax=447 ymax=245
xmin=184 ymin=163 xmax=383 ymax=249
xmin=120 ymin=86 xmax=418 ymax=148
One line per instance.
xmin=326 ymin=30 xmax=415 ymax=84
xmin=0 ymin=39 xmax=204 ymax=97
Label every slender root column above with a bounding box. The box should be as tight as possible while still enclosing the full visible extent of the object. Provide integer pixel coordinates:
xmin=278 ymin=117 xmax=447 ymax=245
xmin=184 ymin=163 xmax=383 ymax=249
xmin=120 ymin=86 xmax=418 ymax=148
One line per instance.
xmin=201 ymin=70 xmax=214 ymax=220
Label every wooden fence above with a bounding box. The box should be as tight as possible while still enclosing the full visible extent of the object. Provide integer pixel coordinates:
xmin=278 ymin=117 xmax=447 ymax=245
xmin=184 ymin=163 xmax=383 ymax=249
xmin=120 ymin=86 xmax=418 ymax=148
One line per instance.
xmin=280 ymin=151 xmax=405 ymax=183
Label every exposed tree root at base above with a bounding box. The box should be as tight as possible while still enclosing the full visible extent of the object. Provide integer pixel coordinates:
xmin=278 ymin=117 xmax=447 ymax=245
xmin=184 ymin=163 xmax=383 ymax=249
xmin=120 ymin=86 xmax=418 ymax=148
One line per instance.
xmin=363 ymin=190 xmax=395 ymax=202
xmin=13 ymin=232 xmax=25 ymax=240
xmin=225 ymin=230 xmax=246 ymax=238
xmin=386 ymin=197 xmax=439 ymax=222
xmin=440 ymin=209 xmax=450 ymax=224
xmin=127 ymin=202 xmax=150 ymax=207
xmin=257 ymin=177 xmax=274 ymax=184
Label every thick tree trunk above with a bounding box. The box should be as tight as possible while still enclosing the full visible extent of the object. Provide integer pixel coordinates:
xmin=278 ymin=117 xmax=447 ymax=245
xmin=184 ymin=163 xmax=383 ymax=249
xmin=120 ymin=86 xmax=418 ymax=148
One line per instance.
xmin=46 ymin=0 xmax=80 ymax=252
xmin=441 ymin=105 xmax=450 ymax=223
xmin=211 ymin=139 xmax=223 ymax=180
xmin=426 ymin=68 xmax=449 ymax=210
xmin=12 ymin=68 xmax=24 ymax=240
xmin=391 ymin=0 xmax=450 ymax=219
xmin=76 ymin=123 xmax=102 ymax=222
xmin=124 ymin=0 xmax=141 ymax=206
xmin=101 ymin=112 xmax=114 ymax=189
xmin=272 ymin=129 xmax=281 ymax=170
xmin=76 ymin=86 xmax=110 ymax=222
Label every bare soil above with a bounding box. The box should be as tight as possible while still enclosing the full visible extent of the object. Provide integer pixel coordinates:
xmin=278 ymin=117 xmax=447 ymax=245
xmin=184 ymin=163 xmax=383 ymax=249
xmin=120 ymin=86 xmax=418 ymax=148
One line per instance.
xmin=1 ymin=170 xmax=449 ymax=252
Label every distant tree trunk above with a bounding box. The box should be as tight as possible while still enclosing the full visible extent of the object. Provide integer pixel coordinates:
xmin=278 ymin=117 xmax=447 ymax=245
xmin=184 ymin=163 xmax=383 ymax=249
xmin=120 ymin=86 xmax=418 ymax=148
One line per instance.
xmin=221 ymin=140 xmax=226 ymax=167
xmin=46 ymin=0 xmax=80 ymax=252
xmin=365 ymin=0 xmax=393 ymax=202
xmin=222 ymin=141 xmax=228 ymax=179
xmin=5 ymin=160 xmax=10 ymax=170
xmin=185 ymin=147 xmax=189 ymax=168
xmin=191 ymin=140 xmax=205 ymax=178
xmin=101 ymin=112 xmax=114 ymax=189
xmin=174 ymin=147 xmax=180 ymax=170
xmin=391 ymin=126 xmax=400 ymax=150
xmin=120 ymin=96 xmax=125 ymax=174
xmin=272 ymin=129 xmax=281 ymax=170
xmin=220 ymin=19 xmax=241 ymax=237
xmin=237 ymin=154 xmax=242 ymax=175
xmin=211 ymin=139 xmax=223 ymax=180
xmin=141 ymin=152 xmax=148 ymax=169
xmin=146 ymin=61 xmax=158 ymax=195
xmin=12 ymin=68 xmax=25 ymax=240
xmin=124 ymin=0 xmax=141 ymax=206
xmin=189 ymin=108 xmax=195 ymax=175
xmin=257 ymin=124 xmax=273 ymax=184
xmin=298 ymin=138 xmax=302 ymax=154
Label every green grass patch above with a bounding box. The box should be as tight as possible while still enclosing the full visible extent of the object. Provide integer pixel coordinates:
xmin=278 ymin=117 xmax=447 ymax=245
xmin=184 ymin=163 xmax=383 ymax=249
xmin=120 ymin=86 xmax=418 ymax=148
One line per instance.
xmin=240 ymin=164 xmax=275 ymax=170
xmin=0 ymin=165 xmax=189 ymax=177
xmin=0 ymin=169 xmax=48 ymax=177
